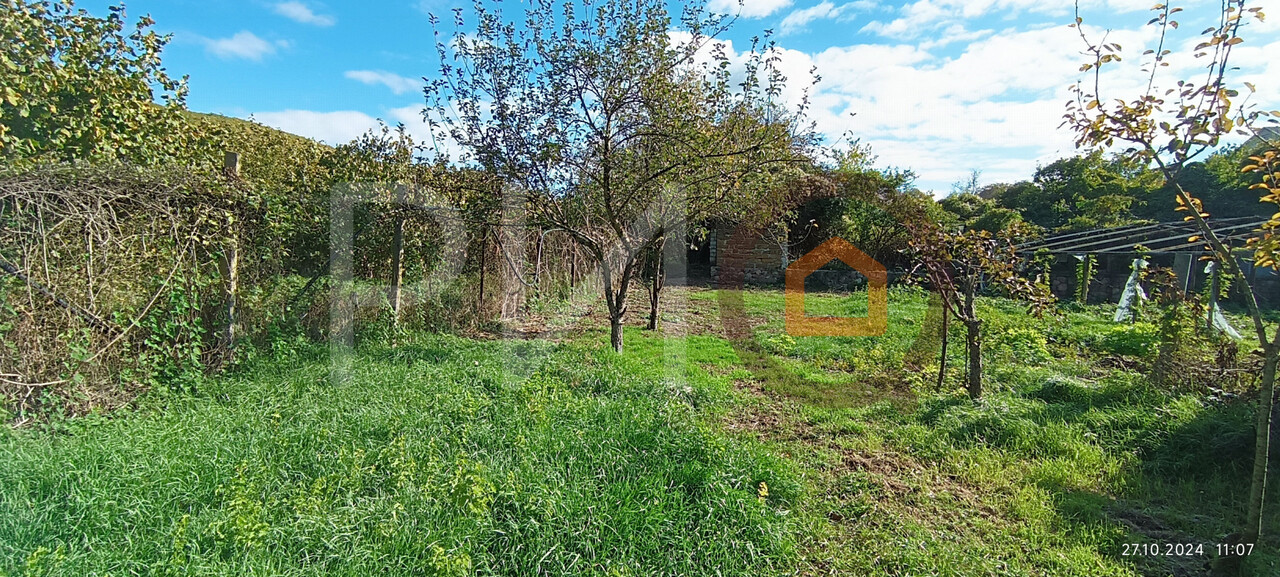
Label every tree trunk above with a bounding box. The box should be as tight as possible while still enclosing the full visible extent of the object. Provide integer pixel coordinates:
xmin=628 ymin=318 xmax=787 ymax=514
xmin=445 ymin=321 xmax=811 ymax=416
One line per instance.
xmin=647 ymin=277 xmax=661 ymax=330
xmin=610 ymin=315 xmax=624 ymax=352
xmin=601 ymin=263 xmax=623 ymax=353
xmin=965 ymin=319 xmax=982 ymax=400
xmin=964 ymin=284 xmax=982 ymax=400
xmin=1245 ymin=344 xmax=1278 ymax=544
xmin=601 ymin=253 xmax=636 ymax=353
xmin=647 ymin=243 xmax=665 ymax=331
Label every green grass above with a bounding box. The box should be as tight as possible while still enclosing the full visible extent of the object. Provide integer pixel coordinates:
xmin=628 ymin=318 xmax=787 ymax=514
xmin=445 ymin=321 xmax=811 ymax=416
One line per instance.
xmin=704 ymin=286 xmax=1278 ymax=576
xmin=3 ymin=286 xmax=1277 ymax=576
xmin=0 ymin=334 xmax=799 ymax=576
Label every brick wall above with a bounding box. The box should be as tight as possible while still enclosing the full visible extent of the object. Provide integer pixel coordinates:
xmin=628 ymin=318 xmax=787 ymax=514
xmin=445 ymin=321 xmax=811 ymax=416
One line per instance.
xmin=710 ymin=226 xmax=785 ymax=286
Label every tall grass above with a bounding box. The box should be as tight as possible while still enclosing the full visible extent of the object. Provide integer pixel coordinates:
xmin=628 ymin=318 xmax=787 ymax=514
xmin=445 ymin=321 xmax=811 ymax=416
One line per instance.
xmin=0 ymin=334 xmax=799 ymax=576
xmin=3 ymin=285 xmax=1276 ymax=576
xmin=716 ymin=287 xmax=1277 ymax=576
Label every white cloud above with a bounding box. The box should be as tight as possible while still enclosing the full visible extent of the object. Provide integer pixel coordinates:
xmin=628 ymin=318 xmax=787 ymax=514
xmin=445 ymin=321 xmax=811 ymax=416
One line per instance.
xmin=344 ymin=70 xmax=422 ymax=95
xmin=780 ymin=2 xmax=848 ymax=35
xmin=252 ymin=110 xmax=380 ymax=145
xmin=273 ymin=2 xmax=336 ymax=26
xmin=860 ymin=0 xmax=1157 ymax=41
xmin=918 ymin=23 xmax=992 ymax=50
xmin=258 ymin=0 xmax=1280 ymax=192
xmin=708 ymin=0 xmax=794 ymax=19
xmin=859 ymin=0 xmax=950 ymax=39
xmin=201 ymin=31 xmax=280 ymax=61
xmin=792 ymin=22 xmax=1175 ymax=191
xmin=249 ymin=105 xmax=459 ymax=156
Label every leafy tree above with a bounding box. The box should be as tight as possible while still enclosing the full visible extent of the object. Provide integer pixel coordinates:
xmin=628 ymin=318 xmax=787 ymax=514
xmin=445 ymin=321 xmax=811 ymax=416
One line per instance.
xmin=938 ymin=192 xmax=993 ymax=225
xmin=789 ymin=146 xmax=923 ymax=269
xmin=423 ymin=0 xmax=812 ymax=352
xmin=970 ymin=207 xmax=1024 ymax=235
xmin=1066 ymin=193 xmax=1136 ymax=230
xmin=994 ymin=152 xmax=1146 ymax=231
xmin=938 ymin=175 xmax=1030 ymax=235
xmin=910 ymin=223 xmax=1052 ymax=399
xmin=1064 ymin=1 xmax=1279 ymax=566
xmin=1 ymin=0 xmax=189 ymax=164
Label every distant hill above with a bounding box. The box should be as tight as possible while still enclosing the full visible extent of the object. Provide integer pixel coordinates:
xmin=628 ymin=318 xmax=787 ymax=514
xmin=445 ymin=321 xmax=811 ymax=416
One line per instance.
xmin=183 ymin=111 xmax=333 ymax=150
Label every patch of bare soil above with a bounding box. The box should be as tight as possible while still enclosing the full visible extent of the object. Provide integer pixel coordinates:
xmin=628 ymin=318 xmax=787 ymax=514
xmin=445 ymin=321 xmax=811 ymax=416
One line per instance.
xmin=489 ymin=283 xmax=730 ymax=340
xmin=721 ymin=372 xmax=1004 ymax=531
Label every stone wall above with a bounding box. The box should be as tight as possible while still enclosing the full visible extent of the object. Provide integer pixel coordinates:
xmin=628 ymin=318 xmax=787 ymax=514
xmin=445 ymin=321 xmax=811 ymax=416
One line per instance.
xmin=1049 ymin=252 xmax=1280 ymax=306
xmin=1050 ymin=254 xmax=1139 ymax=304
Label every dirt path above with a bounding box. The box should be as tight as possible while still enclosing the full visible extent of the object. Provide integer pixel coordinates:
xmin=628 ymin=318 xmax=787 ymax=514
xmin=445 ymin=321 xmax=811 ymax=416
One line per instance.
xmin=486 ymin=283 xmax=1211 ymax=576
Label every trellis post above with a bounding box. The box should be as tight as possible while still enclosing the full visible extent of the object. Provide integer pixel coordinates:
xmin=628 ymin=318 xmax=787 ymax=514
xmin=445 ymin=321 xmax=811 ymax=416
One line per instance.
xmin=222 ymin=152 xmax=241 ymax=356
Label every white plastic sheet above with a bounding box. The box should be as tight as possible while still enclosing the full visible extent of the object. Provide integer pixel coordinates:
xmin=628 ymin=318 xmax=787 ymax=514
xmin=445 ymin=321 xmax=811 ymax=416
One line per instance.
xmin=1113 ymin=258 xmax=1148 ymax=322
xmin=1204 ymin=261 xmax=1242 ymax=340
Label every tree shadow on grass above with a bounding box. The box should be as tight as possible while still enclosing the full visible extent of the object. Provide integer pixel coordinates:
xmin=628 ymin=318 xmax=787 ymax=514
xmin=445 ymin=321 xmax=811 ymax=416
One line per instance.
xmin=1008 ymin=377 xmax=1278 ymax=577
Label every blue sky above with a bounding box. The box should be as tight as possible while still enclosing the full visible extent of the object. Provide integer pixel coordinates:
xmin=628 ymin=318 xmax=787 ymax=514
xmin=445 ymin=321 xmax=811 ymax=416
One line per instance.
xmin=80 ymin=0 xmax=1280 ymax=193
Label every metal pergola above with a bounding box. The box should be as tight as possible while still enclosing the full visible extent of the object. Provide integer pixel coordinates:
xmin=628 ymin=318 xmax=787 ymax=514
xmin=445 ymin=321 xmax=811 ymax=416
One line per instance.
xmin=1017 ymin=217 xmax=1266 ymax=255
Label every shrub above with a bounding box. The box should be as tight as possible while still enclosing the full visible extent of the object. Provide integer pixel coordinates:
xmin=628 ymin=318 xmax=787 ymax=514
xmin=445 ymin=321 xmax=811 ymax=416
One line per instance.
xmin=1097 ymin=323 xmax=1160 ymax=357
xmin=135 ymin=275 xmax=210 ymax=395
xmin=990 ymin=327 xmax=1052 ymax=364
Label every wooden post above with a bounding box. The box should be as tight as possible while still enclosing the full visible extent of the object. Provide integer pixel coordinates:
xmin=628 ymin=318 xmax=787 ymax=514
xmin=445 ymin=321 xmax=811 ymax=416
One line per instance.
xmin=224 ymin=239 xmax=239 ymax=350
xmin=1207 ymin=260 xmax=1221 ymax=331
xmin=222 ymin=152 xmax=241 ymax=355
xmin=937 ymin=300 xmax=949 ymax=392
xmin=534 ymin=232 xmax=544 ymax=286
xmin=388 ymin=184 xmax=407 ymax=324
xmin=224 ymin=152 xmax=241 ymax=179
xmin=478 ymin=230 xmax=488 ymax=317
